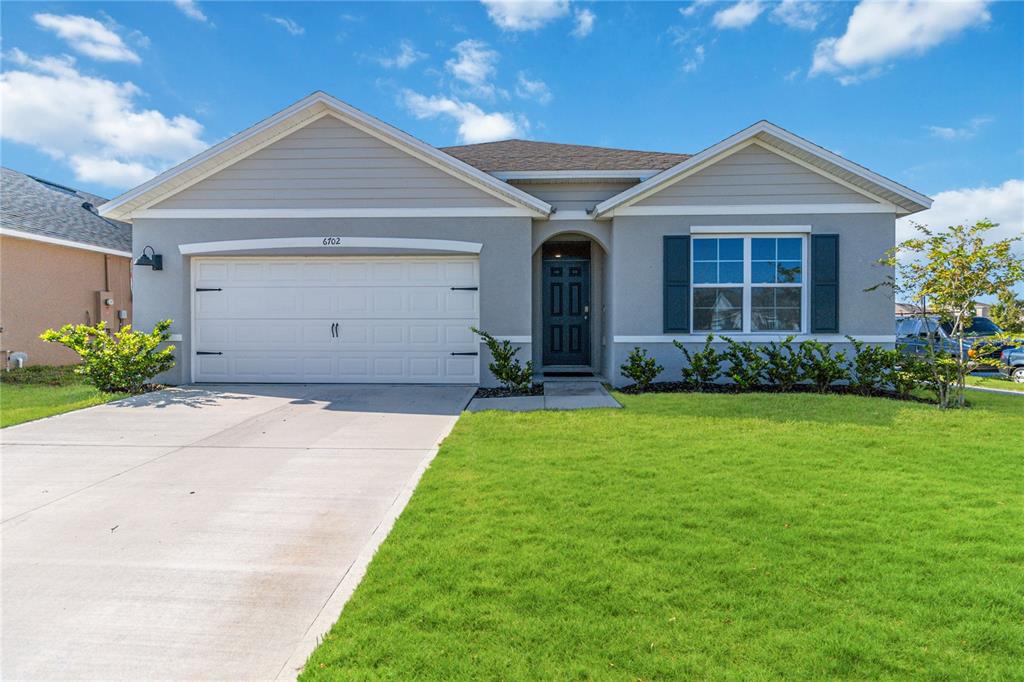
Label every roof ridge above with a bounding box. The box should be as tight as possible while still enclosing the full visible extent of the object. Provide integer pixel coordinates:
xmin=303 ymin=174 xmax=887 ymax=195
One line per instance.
xmin=440 ymin=138 xmax=689 ymax=157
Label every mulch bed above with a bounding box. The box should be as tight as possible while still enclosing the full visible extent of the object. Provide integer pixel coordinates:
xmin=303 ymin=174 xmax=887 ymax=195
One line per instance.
xmin=619 ymin=382 xmax=935 ymax=403
xmin=473 ymin=384 xmax=544 ymax=399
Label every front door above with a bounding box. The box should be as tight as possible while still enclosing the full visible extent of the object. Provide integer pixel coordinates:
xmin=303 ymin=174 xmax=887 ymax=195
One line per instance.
xmin=542 ymin=259 xmax=590 ymax=366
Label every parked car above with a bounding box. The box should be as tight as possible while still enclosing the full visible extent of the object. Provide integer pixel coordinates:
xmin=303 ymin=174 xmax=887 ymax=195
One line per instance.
xmin=1000 ymin=346 xmax=1024 ymax=383
xmin=895 ymin=316 xmax=1008 ymax=361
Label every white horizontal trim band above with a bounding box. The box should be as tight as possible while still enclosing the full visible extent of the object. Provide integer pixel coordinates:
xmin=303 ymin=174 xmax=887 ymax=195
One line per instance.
xmin=138 ymin=207 xmax=535 ymax=219
xmin=487 ymin=336 xmax=531 ymax=343
xmin=180 ymin=237 xmax=483 ymax=255
xmin=493 ymin=170 xmax=659 ymax=181
xmin=0 ymin=228 xmax=131 ymax=257
xmin=691 ymin=225 xmax=811 ymax=234
xmin=615 ymin=335 xmax=896 ymax=344
xmin=613 ymin=204 xmax=897 ymax=216
xmin=547 ymin=210 xmax=593 ymax=221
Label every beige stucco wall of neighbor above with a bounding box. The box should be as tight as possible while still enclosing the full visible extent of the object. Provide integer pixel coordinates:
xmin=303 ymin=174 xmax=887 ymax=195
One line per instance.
xmin=0 ymin=236 xmax=132 ymax=366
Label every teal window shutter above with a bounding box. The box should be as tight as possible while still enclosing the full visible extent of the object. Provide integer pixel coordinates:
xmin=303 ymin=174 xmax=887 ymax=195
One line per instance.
xmin=663 ymin=236 xmax=690 ymax=332
xmin=811 ymin=234 xmax=839 ymax=333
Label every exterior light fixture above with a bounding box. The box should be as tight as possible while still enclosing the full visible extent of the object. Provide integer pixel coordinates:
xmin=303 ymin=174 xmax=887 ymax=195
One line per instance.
xmin=135 ymin=245 xmax=163 ymax=271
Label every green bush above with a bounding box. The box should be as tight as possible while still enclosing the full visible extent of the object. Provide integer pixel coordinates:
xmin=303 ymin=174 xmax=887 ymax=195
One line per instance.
xmin=759 ymin=336 xmax=802 ymax=391
xmin=720 ymin=337 xmax=767 ymax=390
xmin=846 ymin=337 xmax=902 ymax=395
xmin=0 ymin=364 xmax=82 ymax=386
xmin=798 ymin=340 xmax=849 ymax=393
xmin=471 ymin=327 xmax=534 ymax=391
xmin=674 ymin=334 xmax=721 ymax=389
xmin=620 ymin=347 xmax=663 ymax=390
xmin=40 ymin=320 xmax=175 ymax=393
xmin=892 ymin=352 xmax=927 ymax=398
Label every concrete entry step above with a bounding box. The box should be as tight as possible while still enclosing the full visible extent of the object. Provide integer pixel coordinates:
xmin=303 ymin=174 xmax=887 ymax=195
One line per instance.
xmin=466 ymin=380 xmax=621 ymax=413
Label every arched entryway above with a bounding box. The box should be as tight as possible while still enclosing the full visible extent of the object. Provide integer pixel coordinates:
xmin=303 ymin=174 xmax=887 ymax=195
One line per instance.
xmin=532 ymin=230 xmax=609 ymax=378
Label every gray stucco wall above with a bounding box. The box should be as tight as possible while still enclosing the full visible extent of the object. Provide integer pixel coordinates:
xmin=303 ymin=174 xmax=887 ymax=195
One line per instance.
xmin=607 ymin=212 xmax=896 ymax=385
xmin=132 ymin=216 xmax=532 ymax=385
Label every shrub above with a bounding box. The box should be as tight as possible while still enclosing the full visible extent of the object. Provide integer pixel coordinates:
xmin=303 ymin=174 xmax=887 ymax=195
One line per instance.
xmin=471 ymin=327 xmax=534 ymax=392
xmin=846 ymin=337 xmax=899 ymax=396
xmin=797 ymin=340 xmax=849 ymax=393
xmin=759 ymin=336 xmax=802 ymax=391
xmin=620 ymin=347 xmax=663 ymax=390
xmin=918 ymin=351 xmax=961 ymax=406
xmin=891 ymin=351 xmax=926 ymax=398
xmin=40 ymin=320 xmax=175 ymax=393
xmin=674 ymin=335 xmax=721 ymax=389
xmin=720 ymin=337 xmax=766 ymax=390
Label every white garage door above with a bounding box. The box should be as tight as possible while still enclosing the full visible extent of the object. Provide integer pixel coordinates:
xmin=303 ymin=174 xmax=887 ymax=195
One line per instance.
xmin=192 ymin=256 xmax=479 ymax=383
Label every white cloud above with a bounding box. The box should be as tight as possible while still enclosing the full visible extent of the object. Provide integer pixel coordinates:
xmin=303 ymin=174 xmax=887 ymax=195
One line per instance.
xmin=446 ymin=39 xmax=500 ymax=98
xmin=266 ymin=16 xmax=304 ymax=36
xmin=812 ymin=0 xmax=991 ymax=80
xmin=771 ymin=0 xmax=822 ymax=31
xmin=571 ymin=8 xmax=595 ymax=38
xmin=897 ymin=179 xmax=1024 ymax=246
xmin=679 ymin=0 xmax=713 ymax=18
xmin=33 ymin=13 xmax=140 ymax=63
xmin=480 ymin=0 xmax=570 ymax=31
xmin=0 ymin=49 xmax=206 ymax=188
xmin=712 ymin=1 xmax=765 ymax=29
xmin=173 ymin=0 xmax=208 ymax=23
xmin=402 ymin=90 xmax=526 ymax=143
xmin=683 ymin=45 xmax=706 ymax=73
xmin=375 ymin=40 xmax=427 ymax=69
xmin=927 ymin=115 xmax=993 ymax=140
xmin=515 ymin=72 xmax=552 ymax=104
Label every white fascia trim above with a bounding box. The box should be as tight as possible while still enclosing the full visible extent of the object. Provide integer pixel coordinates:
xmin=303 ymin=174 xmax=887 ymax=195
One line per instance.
xmin=614 ymin=204 xmax=898 ymax=216
xmin=488 ymin=336 xmax=531 ymax=343
xmin=594 ymin=121 xmax=931 ymax=216
xmin=179 ymin=236 xmax=484 ymax=255
xmin=691 ymin=225 xmax=811 ymax=234
xmin=547 ymin=210 xmax=594 ymax=221
xmin=493 ymin=170 xmax=659 ymax=181
xmin=615 ymin=335 xmax=896 ymax=344
xmin=0 ymin=228 xmax=131 ymax=257
xmin=101 ymin=92 xmax=552 ymax=220
xmin=138 ymin=207 xmax=534 ymax=219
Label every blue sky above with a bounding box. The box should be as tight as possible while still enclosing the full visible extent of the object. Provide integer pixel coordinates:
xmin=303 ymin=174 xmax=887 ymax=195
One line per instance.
xmin=1 ymin=0 xmax=1022 ymax=245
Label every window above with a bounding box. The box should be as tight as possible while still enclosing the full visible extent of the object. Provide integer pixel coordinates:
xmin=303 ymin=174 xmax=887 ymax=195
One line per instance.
xmin=691 ymin=235 xmax=806 ymax=333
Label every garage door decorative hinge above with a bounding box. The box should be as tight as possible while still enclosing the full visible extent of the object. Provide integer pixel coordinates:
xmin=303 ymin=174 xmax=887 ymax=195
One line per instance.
xmin=195 ymin=288 xmax=222 ymax=292
xmin=450 ymin=351 xmax=479 ymax=356
xmin=450 ymin=286 xmax=478 ymax=291
xmin=196 ymin=351 xmax=223 ymax=355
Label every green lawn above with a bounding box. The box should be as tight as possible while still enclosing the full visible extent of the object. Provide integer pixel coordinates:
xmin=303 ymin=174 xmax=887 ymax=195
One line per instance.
xmin=303 ymin=391 xmax=1023 ymax=680
xmin=0 ymin=366 xmax=125 ymax=428
xmin=966 ymin=373 xmax=1024 ymax=392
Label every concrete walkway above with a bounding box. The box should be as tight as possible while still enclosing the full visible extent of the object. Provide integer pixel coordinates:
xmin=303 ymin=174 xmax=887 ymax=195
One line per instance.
xmin=467 ymin=380 xmax=621 ymax=412
xmin=1 ymin=384 xmax=473 ymax=681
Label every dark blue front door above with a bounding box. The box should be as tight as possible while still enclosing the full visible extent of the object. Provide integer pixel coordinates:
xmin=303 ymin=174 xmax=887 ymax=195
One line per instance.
xmin=543 ymin=259 xmax=590 ymax=366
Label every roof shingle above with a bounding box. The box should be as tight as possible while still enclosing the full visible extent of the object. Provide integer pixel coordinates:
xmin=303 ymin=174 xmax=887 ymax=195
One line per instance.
xmin=1 ymin=167 xmax=131 ymax=253
xmin=440 ymin=139 xmax=691 ymax=173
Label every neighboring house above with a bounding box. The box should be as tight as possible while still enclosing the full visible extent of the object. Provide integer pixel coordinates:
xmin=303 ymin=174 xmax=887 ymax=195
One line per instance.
xmin=1 ymin=168 xmax=133 ymax=367
xmin=99 ymin=92 xmax=931 ymax=386
xmin=895 ymin=302 xmax=923 ymax=317
xmin=973 ymin=302 xmax=992 ymax=318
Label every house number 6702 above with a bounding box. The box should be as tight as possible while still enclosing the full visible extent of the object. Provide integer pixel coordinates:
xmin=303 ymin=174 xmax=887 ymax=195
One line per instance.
xmin=322 ymin=237 xmax=343 ymax=246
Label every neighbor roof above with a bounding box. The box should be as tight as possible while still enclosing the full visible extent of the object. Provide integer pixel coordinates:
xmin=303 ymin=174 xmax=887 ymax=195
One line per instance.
xmin=441 ymin=139 xmax=691 ymax=173
xmin=1 ymin=167 xmax=131 ymax=254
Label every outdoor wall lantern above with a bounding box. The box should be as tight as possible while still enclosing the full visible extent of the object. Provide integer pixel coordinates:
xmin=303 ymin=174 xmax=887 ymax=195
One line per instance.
xmin=135 ymin=245 xmax=163 ymax=271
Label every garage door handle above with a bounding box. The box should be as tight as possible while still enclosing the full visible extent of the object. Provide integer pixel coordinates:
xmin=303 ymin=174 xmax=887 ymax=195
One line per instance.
xmin=196 ymin=351 xmax=222 ymax=355
xmin=195 ymin=288 xmax=222 ymax=292
xmin=450 ymin=287 xmax=478 ymax=291
xmin=450 ymin=352 xmax=478 ymax=356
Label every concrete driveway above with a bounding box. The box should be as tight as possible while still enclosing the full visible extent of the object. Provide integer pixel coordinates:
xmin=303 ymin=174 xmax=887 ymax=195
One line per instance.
xmin=1 ymin=384 xmax=473 ymax=681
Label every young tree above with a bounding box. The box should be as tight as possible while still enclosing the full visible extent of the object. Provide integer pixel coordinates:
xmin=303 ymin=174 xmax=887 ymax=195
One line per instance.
xmin=877 ymin=220 xmax=1023 ymax=408
xmin=990 ymin=286 xmax=1024 ymax=333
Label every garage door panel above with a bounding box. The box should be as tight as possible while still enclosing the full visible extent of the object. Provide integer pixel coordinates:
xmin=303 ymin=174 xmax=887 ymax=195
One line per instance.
xmin=193 ymin=257 xmax=480 ymax=383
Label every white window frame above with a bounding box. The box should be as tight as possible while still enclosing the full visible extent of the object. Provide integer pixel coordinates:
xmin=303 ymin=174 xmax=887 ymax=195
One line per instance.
xmin=690 ymin=234 xmax=809 ymax=335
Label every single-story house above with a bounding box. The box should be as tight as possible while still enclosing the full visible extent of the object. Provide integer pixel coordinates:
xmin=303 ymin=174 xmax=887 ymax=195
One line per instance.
xmin=99 ymin=92 xmax=931 ymax=386
xmin=1 ymin=168 xmax=132 ymax=367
